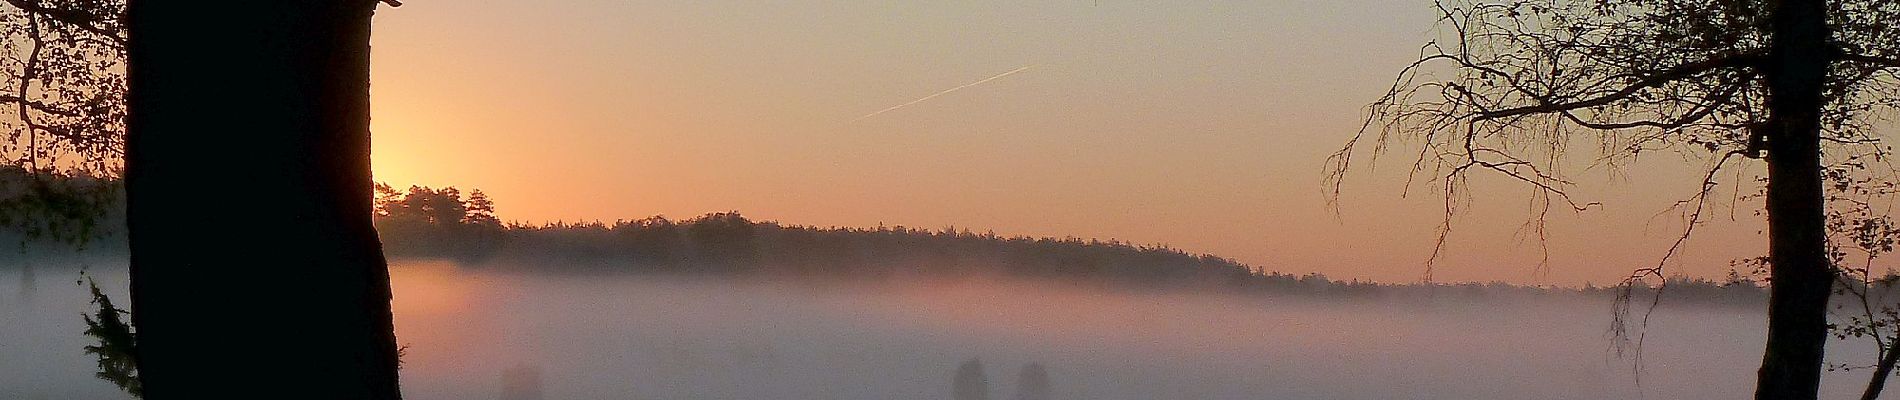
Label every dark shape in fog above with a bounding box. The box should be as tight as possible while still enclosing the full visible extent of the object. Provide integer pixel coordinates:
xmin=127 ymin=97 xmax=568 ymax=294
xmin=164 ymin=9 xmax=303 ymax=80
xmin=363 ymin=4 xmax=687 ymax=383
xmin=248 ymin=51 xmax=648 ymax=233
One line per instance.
xmin=1012 ymin=363 xmax=1050 ymax=400
xmin=954 ymin=358 xmax=990 ymax=400
xmin=499 ymin=365 xmax=543 ymax=400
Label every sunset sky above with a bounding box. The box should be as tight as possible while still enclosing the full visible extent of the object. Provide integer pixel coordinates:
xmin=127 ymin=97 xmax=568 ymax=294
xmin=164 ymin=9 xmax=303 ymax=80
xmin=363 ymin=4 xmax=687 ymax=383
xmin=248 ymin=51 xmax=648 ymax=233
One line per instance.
xmin=364 ymin=0 xmax=1772 ymax=285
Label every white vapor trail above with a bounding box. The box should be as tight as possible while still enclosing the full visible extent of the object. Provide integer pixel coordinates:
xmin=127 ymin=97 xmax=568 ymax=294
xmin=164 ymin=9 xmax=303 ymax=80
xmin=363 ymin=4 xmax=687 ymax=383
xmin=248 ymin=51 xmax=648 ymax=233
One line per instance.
xmin=850 ymin=65 xmax=1036 ymax=123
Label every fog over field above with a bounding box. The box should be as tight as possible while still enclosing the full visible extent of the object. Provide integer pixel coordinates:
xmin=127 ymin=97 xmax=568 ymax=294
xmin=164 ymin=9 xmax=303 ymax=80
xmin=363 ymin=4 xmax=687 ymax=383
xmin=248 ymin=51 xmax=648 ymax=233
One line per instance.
xmin=0 ymin=260 xmax=1884 ymax=400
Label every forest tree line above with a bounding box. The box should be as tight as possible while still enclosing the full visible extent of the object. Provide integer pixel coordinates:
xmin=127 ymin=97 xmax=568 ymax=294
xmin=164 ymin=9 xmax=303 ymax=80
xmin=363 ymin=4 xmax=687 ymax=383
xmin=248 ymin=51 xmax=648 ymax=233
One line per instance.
xmin=367 ymin=181 xmax=1773 ymax=305
xmin=0 ymin=167 xmax=1775 ymax=305
xmin=372 ymin=182 xmax=1263 ymax=288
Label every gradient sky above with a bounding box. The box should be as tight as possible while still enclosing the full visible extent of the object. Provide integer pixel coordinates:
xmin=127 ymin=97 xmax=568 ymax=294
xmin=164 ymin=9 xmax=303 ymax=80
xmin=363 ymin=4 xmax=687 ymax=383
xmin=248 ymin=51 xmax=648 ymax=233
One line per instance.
xmin=365 ymin=0 xmax=1775 ymax=285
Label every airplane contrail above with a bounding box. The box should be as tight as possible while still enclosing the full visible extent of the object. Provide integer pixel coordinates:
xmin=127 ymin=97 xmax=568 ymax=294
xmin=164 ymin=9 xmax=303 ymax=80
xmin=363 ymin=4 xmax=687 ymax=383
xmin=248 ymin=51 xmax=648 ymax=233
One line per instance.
xmin=851 ymin=64 xmax=1036 ymax=123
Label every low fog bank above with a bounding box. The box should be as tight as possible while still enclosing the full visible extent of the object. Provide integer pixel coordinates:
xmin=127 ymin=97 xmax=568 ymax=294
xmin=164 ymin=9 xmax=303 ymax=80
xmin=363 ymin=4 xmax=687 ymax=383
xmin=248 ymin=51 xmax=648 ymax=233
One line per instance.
xmin=2 ymin=261 xmax=1883 ymax=400
xmin=395 ymin=264 xmax=1795 ymax=400
xmin=0 ymin=262 xmax=134 ymax=400
xmin=376 ymin=207 xmax=1775 ymax=308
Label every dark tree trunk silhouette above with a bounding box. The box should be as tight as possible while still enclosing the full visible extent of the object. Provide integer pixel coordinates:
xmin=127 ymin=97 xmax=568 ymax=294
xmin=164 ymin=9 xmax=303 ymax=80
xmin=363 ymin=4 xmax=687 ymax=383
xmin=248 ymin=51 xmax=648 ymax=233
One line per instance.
xmin=125 ymin=1 xmax=401 ymax=398
xmin=1859 ymin=338 xmax=1900 ymax=400
xmin=1756 ymin=1 xmax=1833 ymax=399
xmin=1334 ymin=1 xmax=1900 ymax=399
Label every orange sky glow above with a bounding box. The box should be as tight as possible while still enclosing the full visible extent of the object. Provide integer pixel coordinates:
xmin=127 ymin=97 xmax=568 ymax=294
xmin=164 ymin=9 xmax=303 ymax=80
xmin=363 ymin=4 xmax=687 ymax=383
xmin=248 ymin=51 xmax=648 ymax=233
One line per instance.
xmin=364 ymin=0 xmax=1784 ymax=285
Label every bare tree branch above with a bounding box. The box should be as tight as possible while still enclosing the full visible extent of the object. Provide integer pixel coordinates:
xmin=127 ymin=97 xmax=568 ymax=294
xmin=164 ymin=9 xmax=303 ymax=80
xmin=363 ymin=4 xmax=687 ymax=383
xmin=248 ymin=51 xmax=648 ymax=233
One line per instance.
xmin=1476 ymin=54 xmax=1761 ymax=121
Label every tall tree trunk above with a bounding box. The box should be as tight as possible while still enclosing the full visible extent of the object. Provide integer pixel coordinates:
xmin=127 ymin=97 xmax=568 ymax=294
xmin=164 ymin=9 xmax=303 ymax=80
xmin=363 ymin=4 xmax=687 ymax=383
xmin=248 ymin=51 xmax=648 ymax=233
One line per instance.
xmin=125 ymin=1 xmax=401 ymax=398
xmin=1755 ymin=1 xmax=1833 ymax=399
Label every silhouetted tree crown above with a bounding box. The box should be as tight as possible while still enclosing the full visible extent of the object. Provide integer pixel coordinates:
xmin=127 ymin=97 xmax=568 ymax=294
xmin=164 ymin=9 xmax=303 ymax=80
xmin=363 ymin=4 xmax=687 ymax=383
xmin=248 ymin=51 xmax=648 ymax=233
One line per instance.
xmin=1324 ymin=1 xmax=1900 ymax=399
xmin=0 ymin=0 xmax=127 ymax=246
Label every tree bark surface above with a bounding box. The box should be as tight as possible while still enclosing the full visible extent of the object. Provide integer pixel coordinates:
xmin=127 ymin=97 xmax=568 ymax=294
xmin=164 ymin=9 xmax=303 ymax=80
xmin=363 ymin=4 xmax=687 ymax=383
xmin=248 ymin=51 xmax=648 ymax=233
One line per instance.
xmin=126 ymin=1 xmax=401 ymax=398
xmin=1756 ymin=1 xmax=1834 ymax=399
